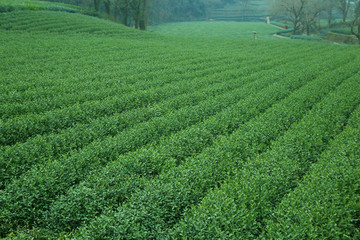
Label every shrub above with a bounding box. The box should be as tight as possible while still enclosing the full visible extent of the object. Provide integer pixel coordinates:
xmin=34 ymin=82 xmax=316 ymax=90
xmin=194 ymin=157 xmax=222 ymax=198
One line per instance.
xmin=23 ymin=4 xmax=45 ymax=11
xmin=0 ymin=5 xmax=16 ymax=12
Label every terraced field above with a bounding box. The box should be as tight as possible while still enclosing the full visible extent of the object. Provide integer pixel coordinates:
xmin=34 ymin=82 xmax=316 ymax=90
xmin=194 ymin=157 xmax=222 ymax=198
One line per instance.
xmin=1 ymin=6 xmax=360 ymax=240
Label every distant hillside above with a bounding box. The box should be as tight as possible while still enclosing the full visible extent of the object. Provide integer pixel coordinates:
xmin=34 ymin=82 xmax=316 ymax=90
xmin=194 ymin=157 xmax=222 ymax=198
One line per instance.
xmin=207 ymin=0 xmax=270 ymax=22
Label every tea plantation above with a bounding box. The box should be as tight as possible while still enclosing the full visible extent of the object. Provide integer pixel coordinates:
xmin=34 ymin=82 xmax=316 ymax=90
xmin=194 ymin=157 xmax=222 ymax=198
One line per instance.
xmin=147 ymin=21 xmax=278 ymax=39
xmin=1 ymin=3 xmax=360 ymax=239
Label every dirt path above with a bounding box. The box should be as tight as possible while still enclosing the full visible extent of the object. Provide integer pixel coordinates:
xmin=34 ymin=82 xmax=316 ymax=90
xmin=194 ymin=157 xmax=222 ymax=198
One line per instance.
xmin=270 ymin=24 xmax=286 ymax=30
xmin=268 ymin=24 xmax=291 ymax=40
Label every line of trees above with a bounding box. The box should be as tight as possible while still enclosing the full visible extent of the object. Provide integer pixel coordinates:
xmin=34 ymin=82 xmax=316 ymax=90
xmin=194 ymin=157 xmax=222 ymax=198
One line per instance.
xmin=42 ymin=0 xmax=222 ymax=29
xmin=351 ymin=0 xmax=360 ymax=41
xmin=271 ymin=0 xmax=360 ymax=38
xmin=43 ymin=0 xmax=149 ymax=29
xmin=41 ymin=0 xmax=258 ymax=29
xmin=42 ymin=0 xmax=360 ymax=42
xmin=132 ymin=0 xmax=243 ymax=26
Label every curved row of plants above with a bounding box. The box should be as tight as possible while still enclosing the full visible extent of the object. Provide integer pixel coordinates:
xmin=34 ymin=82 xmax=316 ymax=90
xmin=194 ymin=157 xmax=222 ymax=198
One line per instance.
xmin=174 ymin=69 xmax=360 ymax=239
xmin=0 ymin=53 xmax=231 ymax=118
xmin=2 ymin=9 xmax=360 ymax=238
xmin=40 ymin=51 xmax=327 ymax=234
xmin=263 ymin=107 xmax=360 ymax=239
xmin=0 ymin=50 xmax=306 ymax=189
xmin=0 ymin=43 xmax=339 ymax=237
xmin=69 ymin=55 xmax=360 ymax=238
xmin=0 ymin=65 xmax=286 ymax=234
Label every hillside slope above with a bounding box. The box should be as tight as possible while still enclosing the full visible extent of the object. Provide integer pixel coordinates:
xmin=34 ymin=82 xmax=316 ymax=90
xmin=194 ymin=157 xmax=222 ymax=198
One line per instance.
xmin=0 ymin=0 xmax=80 ymax=12
xmin=0 ymin=10 xmax=149 ymax=38
xmin=208 ymin=0 xmax=270 ymax=22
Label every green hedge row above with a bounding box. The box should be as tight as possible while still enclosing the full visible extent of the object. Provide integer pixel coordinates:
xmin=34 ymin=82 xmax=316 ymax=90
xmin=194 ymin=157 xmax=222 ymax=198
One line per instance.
xmin=0 ymin=75 xmax=266 ymax=235
xmin=1 ymin=36 xmax=290 ymax=147
xmin=72 ymin=53 xmax=355 ymax=239
xmin=0 ymin=69 xmax=248 ymax=189
xmin=0 ymin=51 xmax=294 ymax=189
xmin=0 ymin=49 xmax=216 ymax=105
xmin=0 ymin=54 xmax=234 ymax=146
xmin=0 ymin=41 xmax=304 ymax=190
xmin=0 ymin=52 xmax=219 ymax=119
xmin=0 ymin=1 xmax=79 ymax=13
xmin=43 ymin=54 xmax=313 ymax=233
xmin=0 ymin=45 xmax=331 ymax=236
xmin=263 ymin=107 xmax=360 ymax=239
xmin=175 ymin=70 xmax=360 ymax=239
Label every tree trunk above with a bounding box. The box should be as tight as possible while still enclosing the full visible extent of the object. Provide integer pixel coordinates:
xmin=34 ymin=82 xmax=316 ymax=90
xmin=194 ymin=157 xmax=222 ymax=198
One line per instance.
xmin=114 ymin=5 xmax=119 ymax=22
xmin=120 ymin=0 xmax=130 ymax=27
xmin=123 ymin=11 xmax=128 ymax=26
xmin=306 ymin=23 xmax=310 ymax=35
xmin=293 ymin=18 xmax=299 ymax=35
xmin=328 ymin=10 xmax=332 ymax=28
xmin=290 ymin=0 xmax=305 ymax=35
xmin=104 ymin=0 xmax=111 ymax=18
xmin=342 ymin=13 xmax=347 ymax=23
xmin=351 ymin=2 xmax=360 ymax=44
xmin=134 ymin=0 xmax=141 ymax=29
xmin=94 ymin=0 xmax=100 ymax=12
xmin=139 ymin=0 xmax=147 ymax=30
xmin=340 ymin=0 xmax=351 ymax=23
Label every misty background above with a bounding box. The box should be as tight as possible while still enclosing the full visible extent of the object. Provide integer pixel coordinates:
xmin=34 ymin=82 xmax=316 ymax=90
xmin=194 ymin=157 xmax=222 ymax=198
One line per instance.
xmin=38 ymin=0 xmax=360 ymax=41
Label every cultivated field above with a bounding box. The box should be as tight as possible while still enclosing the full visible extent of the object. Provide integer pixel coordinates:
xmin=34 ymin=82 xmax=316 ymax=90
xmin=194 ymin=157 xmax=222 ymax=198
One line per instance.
xmin=148 ymin=21 xmax=278 ymax=39
xmin=1 ymin=6 xmax=360 ymax=240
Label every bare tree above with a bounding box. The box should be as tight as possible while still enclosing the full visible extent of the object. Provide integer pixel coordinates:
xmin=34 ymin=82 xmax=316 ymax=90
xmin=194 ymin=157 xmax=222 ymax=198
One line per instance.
xmin=103 ymin=0 xmax=112 ymax=17
xmin=351 ymin=0 xmax=360 ymax=42
xmin=132 ymin=0 xmax=148 ymax=29
xmin=272 ymin=0 xmax=306 ymax=34
xmin=337 ymin=0 xmax=352 ymax=22
xmin=300 ymin=0 xmax=323 ymax=35
xmin=113 ymin=0 xmax=121 ymax=22
xmin=238 ymin=0 xmax=251 ymax=21
xmin=120 ymin=0 xmax=133 ymax=26
xmin=94 ymin=0 xmax=101 ymax=11
xmin=139 ymin=0 xmax=148 ymax=30
xmin=323 ymin=0 xmax=337 ymax=28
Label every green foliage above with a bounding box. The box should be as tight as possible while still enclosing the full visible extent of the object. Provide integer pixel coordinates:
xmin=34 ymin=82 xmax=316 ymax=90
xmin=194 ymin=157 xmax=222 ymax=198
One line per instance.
xmin=331 ymin=28 xmax=353 ymax=35
xmin=263 ymin=107 xmax=360 ymax=239
xmin=23 ymin=4 xmax=45 ymax=10
xmin=288 ymin=34 xmax=323 ymax=41
xmin=0 ymin=5 xmax=16 ymax=12
xmin=42 ymin=48 xmax=319 ymax=233
xmin=0 ymin=0 xmax=79 ymax=12
xmin=44 ymin=5 xmax=76 ymax=13
xmin=77 ymin=55 xmax=360 ymax=239
xmin=175 ymin=66 xmax=360 ymax=239
xmin=1 ymin=9 xmax=360 ymax=239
